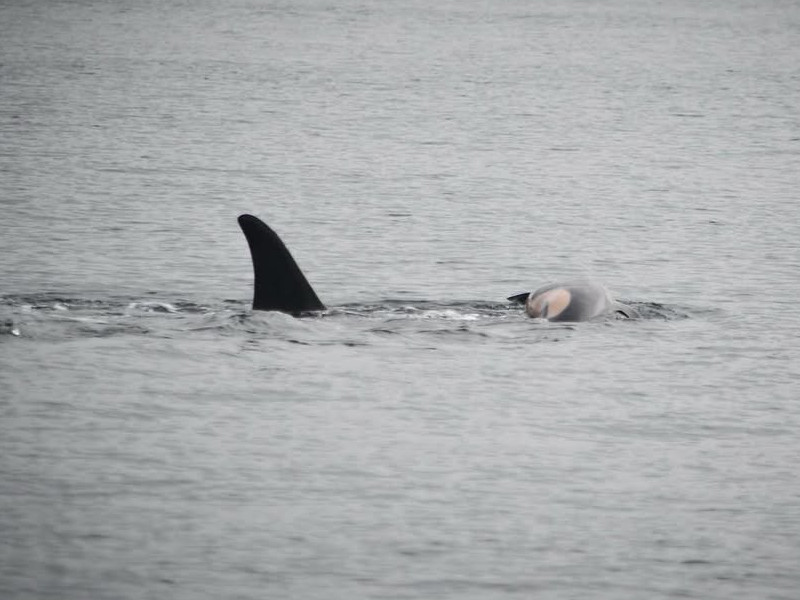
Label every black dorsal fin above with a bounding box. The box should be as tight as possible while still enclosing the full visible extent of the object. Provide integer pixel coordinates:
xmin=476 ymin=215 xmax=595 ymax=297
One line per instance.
xmin=237 ymin=214 xmax=325 ymax=314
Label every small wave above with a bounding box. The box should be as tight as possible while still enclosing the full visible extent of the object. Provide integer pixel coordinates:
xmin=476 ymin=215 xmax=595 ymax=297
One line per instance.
xmin=0 ymin=294 xmax=212 ymax=315
xmin=75 ymin=323 xmax=151 ymax=338
xmin=126 ymin=301 xmax=178 ymax=314
xmin=333 ymin=299 xmax=513 ymax=321
xmin=627 ymin=301 xmax=692 ymax=321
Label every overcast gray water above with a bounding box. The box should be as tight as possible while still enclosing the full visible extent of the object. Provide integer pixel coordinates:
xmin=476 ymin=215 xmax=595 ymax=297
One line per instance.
xmin=2 ymin=1 xmax=800 ymax=598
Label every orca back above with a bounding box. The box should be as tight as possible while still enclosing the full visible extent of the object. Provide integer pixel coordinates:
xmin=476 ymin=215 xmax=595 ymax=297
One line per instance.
xmin=238 ymin=214 xmax=325 ymax=314
xmin=508 ymin=281 xmax=632 ymax=321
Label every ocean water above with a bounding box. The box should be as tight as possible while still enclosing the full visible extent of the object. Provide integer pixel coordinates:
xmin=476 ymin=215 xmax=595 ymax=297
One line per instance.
xmin=2 ymin=1 xmax=799 ymax=598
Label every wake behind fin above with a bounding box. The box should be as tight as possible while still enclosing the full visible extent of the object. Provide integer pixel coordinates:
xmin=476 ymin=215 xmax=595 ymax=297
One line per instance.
xmin=237 ymin=214 xmax=325 ymax=314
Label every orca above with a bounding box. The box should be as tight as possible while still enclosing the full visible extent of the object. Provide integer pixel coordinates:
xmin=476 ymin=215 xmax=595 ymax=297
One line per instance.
xmin=238 ymin=214 xmax=325 ymax=315
xmin=239 ymin=214 xmax=637 ymax=321
xmin=507 ymin=281 xmax=638 ymax=321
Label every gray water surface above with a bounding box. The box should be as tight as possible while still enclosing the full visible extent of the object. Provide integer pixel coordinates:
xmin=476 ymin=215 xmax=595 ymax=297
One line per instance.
xmin=2 ymin=1 xmax=799 ymax=599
